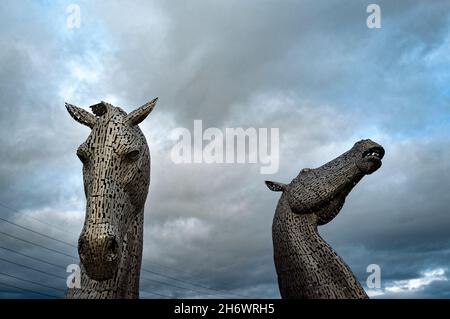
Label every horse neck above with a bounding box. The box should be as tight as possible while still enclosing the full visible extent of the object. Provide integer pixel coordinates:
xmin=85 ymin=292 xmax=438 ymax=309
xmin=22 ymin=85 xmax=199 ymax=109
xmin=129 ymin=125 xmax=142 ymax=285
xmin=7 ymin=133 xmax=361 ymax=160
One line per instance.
xmin=118 ymin=208 xmax=144 ymax=297
xmin=273 ymin=195 xmax=367 ymax=298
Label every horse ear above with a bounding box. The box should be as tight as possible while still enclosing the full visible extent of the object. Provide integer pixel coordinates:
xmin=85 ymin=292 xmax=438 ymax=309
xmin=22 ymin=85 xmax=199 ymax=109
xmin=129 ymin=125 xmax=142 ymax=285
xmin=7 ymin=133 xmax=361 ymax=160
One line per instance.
xmin=125 ymin=97 xmax=158 ymax=126
xmin=265 ymin=181 xmax=286 ymax=192
xmin=65 ymin=102 xmax=96 ymax=128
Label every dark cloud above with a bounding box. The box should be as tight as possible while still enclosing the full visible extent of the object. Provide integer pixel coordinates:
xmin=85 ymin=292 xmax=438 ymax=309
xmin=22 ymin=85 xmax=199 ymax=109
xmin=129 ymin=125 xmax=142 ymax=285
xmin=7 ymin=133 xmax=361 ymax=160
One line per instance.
xmin=0 ymin=0 xmax=449 ymax=298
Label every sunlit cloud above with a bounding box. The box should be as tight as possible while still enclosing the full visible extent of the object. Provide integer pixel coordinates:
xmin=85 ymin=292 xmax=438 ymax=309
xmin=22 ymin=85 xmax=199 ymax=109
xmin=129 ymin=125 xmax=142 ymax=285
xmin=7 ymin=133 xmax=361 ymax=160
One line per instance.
xmin=386 ymin=268 xmax=447 ymax=293
xmin=367 ymin=268 xmax=448 ymax=297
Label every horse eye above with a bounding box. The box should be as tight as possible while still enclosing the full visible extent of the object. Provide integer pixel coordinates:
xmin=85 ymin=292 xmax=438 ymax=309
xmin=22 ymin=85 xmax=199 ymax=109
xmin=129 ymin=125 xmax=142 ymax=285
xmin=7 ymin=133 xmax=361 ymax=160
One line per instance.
xmin=125 ymin=150 xmax=140 ymax=162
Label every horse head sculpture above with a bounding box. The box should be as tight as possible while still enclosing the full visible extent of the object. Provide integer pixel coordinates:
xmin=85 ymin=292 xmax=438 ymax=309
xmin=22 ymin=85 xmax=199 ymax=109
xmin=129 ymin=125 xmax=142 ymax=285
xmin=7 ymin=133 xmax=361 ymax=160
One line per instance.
xmin=65 ymin=98 xmax=157 ymax=298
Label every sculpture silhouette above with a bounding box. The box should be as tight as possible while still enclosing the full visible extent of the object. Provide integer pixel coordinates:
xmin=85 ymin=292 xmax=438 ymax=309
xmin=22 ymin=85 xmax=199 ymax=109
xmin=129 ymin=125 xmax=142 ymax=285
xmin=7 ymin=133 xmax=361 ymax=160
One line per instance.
xmin=65 ymin=98 xmax=158 ymax=299
xmin=266 ymin=139 xmax=384 ymax=299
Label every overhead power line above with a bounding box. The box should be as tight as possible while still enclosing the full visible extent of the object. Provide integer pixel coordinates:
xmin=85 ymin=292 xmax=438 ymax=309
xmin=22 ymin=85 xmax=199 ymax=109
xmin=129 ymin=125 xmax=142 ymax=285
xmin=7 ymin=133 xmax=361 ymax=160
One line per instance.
xmin=0 ymin=201 xmax=79 ymax=238
xmin=0 ymin=223 xmax=245 ymax=298
xmin=140 ymin=274 xmax=227 ymax=298
xmin=0 ymin=245 xmax=66 ymax=270
xmin=0 ymin=215 xmax=76 ymax=248
xmin=0 ymin=280 xmax=59 ymax=299
xmin=0 ymin=271 xmax=65 ymax=293
xmin=0 ymin=202 xmax=250 ymax=299
xmin=0 ymin=231 xmax=78 ymax=259
xmin=141 ymin=268 xmax=248 ymax=299
xmin=0 ymin=235 xmax=210 ymax=299
xmin=139 ymin=290 xmax=171 ymax=299
xmin=0 ymin=224 xmax=244 ymax=298
xmin=0 ymin=256 xmax=67 ymax=280
xmin=0 ymin=252 xmax=171 ymax=299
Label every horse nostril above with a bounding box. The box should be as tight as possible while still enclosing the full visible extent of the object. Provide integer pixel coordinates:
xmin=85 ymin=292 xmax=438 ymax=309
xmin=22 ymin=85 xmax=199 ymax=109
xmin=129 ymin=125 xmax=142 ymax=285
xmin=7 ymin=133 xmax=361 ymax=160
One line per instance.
xmin=78 ymin=237 xmax=87 ymax=261
xmin=106 ymin=237 xmax=119 ymax=262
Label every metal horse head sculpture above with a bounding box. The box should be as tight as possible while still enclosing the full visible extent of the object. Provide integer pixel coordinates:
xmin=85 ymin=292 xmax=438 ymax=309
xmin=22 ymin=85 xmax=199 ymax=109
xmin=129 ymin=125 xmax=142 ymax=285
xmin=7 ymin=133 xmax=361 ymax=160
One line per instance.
xmin=266 ymin=139 xmax=385 ymax=299
xmin=65 ymin=98 xmax=157 ymax=298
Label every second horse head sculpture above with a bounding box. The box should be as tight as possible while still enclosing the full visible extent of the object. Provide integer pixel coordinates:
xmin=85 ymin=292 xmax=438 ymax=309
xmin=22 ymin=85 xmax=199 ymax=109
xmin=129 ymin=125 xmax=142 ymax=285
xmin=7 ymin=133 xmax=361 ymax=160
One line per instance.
xmin=266 ymin=139 xmax=385 ymax=299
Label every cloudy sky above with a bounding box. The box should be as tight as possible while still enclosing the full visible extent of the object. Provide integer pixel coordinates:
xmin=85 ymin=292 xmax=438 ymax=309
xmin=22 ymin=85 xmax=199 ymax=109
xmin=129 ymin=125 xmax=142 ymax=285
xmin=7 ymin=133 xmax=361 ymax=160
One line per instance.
xmin=0 ymin=0 xmax=450 ymax=299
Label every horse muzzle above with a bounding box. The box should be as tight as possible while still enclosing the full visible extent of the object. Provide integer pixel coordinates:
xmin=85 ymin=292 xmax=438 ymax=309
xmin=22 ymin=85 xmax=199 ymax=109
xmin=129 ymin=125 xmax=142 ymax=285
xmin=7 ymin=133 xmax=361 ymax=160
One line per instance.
xmin=78 ymin=226 xmax=121 ymax=281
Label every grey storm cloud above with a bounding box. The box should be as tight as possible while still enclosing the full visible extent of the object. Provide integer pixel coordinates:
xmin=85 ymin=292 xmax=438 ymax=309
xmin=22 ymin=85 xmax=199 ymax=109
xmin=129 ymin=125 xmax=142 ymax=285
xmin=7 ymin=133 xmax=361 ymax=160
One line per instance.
xmin=0 ymin=0 xmax=450 ymax=298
